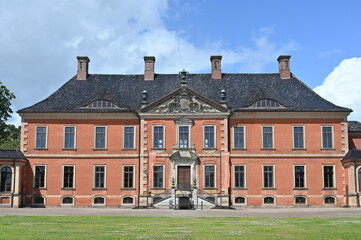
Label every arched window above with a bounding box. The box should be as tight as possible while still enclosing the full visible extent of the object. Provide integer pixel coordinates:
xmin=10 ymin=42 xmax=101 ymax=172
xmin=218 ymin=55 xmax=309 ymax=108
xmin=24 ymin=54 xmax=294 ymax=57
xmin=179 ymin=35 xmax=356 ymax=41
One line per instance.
xmin=324 ymin=196 xmax=335 ymax=205
xmin=358 ymin=168 xmax=361 ymax=192
xmin=295 ymin=196 xmax=306 ymax=205
xmin=251 ymin=99 xmax=283 ymax=108
xmin=235 ymin=197 xmax=245 ymax=204
xmin=93 ymin=197 xmax=105 ymax=205
xmin=0 ymin=167 xmax=12 ymax=192
xmin=62 ymin=196 xmax=74 ymax=205
xmin=123 ymin=197 xmax=134 ymax=204
xmin=33 ymin=196 xmax=45 ymax=205
xmin=263 ymin=196 xmax=275 ymax=204
xmin=85 ymin=100 xmax=118 ymax=108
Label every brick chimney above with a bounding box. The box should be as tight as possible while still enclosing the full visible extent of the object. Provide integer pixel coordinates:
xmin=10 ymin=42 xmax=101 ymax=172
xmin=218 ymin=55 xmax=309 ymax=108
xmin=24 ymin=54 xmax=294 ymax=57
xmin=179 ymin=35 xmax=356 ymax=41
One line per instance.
xmin=76 ymin=56 xmax=90 ymax=80
xmin=210 ymin=55 xmax=222 ymax=79
xmin=144 ymin=56 xmax=156 ymax=80
xmin=277 ymin=55 xmax=291 ymax=79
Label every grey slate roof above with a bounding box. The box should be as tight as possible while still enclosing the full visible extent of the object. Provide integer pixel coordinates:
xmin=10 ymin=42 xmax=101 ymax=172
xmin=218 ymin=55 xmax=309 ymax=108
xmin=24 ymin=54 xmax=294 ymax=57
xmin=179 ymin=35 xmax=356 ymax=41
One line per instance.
xmin=342 ymin=149 xmax=361 ymax=161
xmin=348 ymin=121 xmax=361 ymax=132
xmin=0 ymin=149 xmax=27 ymax=160
xmin=18 ymin=73 xmax=351 ymax=113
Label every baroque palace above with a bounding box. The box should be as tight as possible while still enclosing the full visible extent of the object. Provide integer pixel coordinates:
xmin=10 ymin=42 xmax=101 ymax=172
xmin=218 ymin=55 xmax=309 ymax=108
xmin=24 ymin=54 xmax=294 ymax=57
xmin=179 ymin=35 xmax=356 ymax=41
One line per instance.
xmin=1 ymin=55 xmax=361 ymax=208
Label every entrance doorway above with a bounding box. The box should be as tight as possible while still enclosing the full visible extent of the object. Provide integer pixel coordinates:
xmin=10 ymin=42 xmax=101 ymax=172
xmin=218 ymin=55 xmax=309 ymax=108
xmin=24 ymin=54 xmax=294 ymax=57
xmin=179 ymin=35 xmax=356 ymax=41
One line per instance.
xmin=177 ymin=166 xmax=191 ymax=190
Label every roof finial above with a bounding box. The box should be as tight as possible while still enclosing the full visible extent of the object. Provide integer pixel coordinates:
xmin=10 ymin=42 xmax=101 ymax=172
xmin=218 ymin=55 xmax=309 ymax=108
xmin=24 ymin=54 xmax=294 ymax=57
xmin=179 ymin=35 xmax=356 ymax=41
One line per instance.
xmin=179 ymin=69 xmax=189 ymax=86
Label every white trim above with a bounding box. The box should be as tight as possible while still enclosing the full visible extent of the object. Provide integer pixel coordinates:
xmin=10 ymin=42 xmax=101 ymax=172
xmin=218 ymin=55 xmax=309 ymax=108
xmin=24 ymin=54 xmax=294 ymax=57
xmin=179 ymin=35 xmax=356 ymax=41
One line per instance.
xmin=152 ymin=125 xmax=165 ymax=149
xmin=232 ymin=125 xmax=246 ymax=149
xmin=0 ymin=165 xmax=13 ymax=193
xmin=123 ymin=126 xmax=136 ymax=149
xmin=321 ymin=125 xmax=334 ymax=149
xmin=230 ymin=111 xmax=349 ymax=119
xmin=203 ymin=164 xmax=216 ymax=188
xmin=61 ymin=196 xmax=75 ymax=206
xmin=233 ymin=164 xmax=246 ymax=188
xmin=94 ymin=126 xmax=107 ymax=149
xmin=261 ymin=125 xmax=274 ymax=149
xmin=122 ymin=165 xmax=135 ymax=188
xmin=323 ymin=195 xmax=337 ymax=205
xmin=93 ymin=165 xmax=106 ymax=189
xmin=153 ymin=164 xmax=165 ymax=188
xmin=203 ymin=125 xmax=216 ymax=149
xmin=263 ymin=196 xmax=276 ymax=205
xmin=62 ymin=165 xmax=75 ymax=189
xmin=262 ymin=165 xmax=275 ymax=188
xmin=293 ymin=165 xmax=307 ymax=189
xmin=33 ymin=164 xmax=47 ymax=189
xmin=122 ymin=196 xmax=135 ymax=205
xmin=92 ymin=195 xmax=106 ymax=206
xmin=322 ymin=165 xmax=335 ymax=188
xmin=63 ymin=125 xmax=77 ymax=149
xmin=233 ymin=196 xmax=247 ymax=205
xmin=294 ymin=195 xmax=307 ymax=205
xmin=35 ymin=125 xmax=48 ymax=149
xmin=177 ymin=125 xmax=191 ymax=148
xmin=292 ymin=125 xmax=305 ymax=149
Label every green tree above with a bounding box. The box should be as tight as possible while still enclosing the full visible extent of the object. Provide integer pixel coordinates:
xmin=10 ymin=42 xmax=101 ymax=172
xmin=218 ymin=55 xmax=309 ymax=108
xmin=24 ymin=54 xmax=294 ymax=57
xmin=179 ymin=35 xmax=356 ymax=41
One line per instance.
xmin=0 ymin=81 xmax=18 ymax=149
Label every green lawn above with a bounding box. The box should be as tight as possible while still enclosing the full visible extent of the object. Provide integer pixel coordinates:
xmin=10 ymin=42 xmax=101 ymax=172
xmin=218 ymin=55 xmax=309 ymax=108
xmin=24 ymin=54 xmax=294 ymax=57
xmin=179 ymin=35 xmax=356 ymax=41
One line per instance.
xmin=1 ymin=216 xmax=361 ymax=239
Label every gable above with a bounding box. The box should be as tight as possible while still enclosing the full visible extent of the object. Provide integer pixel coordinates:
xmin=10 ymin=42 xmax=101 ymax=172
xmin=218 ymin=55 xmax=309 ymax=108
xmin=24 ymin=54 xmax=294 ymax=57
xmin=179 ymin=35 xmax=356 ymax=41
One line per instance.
xmin=140 ymin=86 xmax=229 ymax=114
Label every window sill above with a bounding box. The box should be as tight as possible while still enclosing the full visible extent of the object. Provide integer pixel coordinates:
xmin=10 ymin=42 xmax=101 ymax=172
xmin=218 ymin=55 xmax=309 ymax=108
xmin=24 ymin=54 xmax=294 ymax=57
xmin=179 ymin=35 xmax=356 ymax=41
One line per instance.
xmin=122 ymin=148 xmax=136 ymax=151
xmin=320 ymin=148 xmax=336 ymax=151
xmin=62 ymin=148 xmax=77 ymax=151
xmin=61 ymin=188 xmax=76 ymax=190
xmin=262 ymin=188 xmax=277 ymax=190
xmin=93 ymin=149 xmax=108 ymax=151
xmin=293 ymin=188 xmax=308 ymax=190
xmin=261 ymin=148 xmax=276 ymax=151
xmin=322 ymin=188 xmax=337 ymax=190
xmin=173 ymin=147 xmax=196 ymax=151
xmin=292 ymin=148 xmax=307 ymax=151
xmin=151 ymin=148 xmax=166 ymax=151
xmin=92 ymin=188 xmax=107 ymax=191
xmin=232 ymin=148 xmax=247 ymax=151
xmin=34 ymin=148 xmax=48 ymax=151
xmin=121 ymin=188 xmax=136 ymax=190
xmin=203 ymin=147 xmax=217 ymax=150
xmin=232 ymin=187 xmax=248 ymax=190
xmin=151 ymin=188 xmax=166 ymax=190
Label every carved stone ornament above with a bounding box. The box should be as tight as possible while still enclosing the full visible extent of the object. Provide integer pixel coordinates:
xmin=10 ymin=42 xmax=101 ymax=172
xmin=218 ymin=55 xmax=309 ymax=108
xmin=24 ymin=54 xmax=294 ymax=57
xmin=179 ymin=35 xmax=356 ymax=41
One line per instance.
xmin=152 ymin=90 xmax=221 ymax=114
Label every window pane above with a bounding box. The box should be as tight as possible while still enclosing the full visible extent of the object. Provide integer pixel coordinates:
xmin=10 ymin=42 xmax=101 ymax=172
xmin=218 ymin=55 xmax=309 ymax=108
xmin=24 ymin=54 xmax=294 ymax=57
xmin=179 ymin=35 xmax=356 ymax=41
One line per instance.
xmin=64 ymin=127 xmax=75 ymax=149
xmin=124 ymin=166 xmax=134 ymax=188
xmin=34 ymin=166 xmax=45 ymax=188
xmin=124 ymin=127 xmax=134 ymax=149
xmin=234 ymin=127 xmax=245 ymax=149
xmin=0 ymin=167 xmax=12 ymax=192
xmin=94 ymin=166 xmax=105 ymax=188
xmin=153 ymin=126 xmax=164 ymax=148
xmin=204 ymin=126 xmax=215 ymax=148
xmin=235 ymin=166 xmax=245 ymax=188
xmin=293 ymin=127 xmax=304 ymax=149
xmin=294 ymin=166 xmax=305 ymax=188
xmin=322 ymin=127 xmax=333 ymax=148
xmin=205 ymin=166 xmax=215 ymax=188
xmin=63 ymin=166 xmax=74 ymax=188
xmin=95 ymin=127 xmax=106 ymax=149
xmin=179 ymin=126 xmax=189 ymax=148
xmin=263 ymin=127 xmax=273 ymax=149
xmin=263 ymin=166 xmax=274 ymax=188
xmin=323 ymin=166 xmax=334 ymax=188
xmin=153 ymin=166 xmax=163 ymax=188
xmin=36 ymin=127 xmax=46 ymax=148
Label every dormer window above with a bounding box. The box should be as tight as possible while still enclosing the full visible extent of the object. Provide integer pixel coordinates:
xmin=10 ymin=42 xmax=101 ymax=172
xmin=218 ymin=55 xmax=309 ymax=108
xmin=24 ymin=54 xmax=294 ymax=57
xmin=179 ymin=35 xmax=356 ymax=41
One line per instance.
xmin=251 ymin=99 xmax=283 ymax=108
xmin=85 ymin=100 xmax=119 ymax=108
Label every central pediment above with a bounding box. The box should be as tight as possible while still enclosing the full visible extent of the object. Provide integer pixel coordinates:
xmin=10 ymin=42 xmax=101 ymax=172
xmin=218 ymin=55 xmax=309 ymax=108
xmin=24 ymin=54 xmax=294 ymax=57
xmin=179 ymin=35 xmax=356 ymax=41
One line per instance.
xmin=139 ymin=86 xmax=229 ymax=114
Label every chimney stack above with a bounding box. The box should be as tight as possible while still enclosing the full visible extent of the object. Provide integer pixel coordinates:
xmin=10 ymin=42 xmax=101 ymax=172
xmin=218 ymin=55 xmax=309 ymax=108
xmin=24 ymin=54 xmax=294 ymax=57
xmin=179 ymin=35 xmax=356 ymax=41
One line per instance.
xmin=277 ymin=55 xmax=291 ymax=79
xmin=144 ymin=56 xmax=156 ymax=80
xmin=76 ymin=56 xmax=90 ymax=80
xmin=210 ymin=55 xmax=222 ymax=79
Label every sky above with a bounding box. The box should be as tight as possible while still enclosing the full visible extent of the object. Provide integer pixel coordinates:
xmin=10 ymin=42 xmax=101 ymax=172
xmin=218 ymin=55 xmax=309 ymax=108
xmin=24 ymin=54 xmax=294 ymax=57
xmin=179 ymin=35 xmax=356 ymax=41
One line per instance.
xmin=1 ymin=0 xmax=361 ymax=125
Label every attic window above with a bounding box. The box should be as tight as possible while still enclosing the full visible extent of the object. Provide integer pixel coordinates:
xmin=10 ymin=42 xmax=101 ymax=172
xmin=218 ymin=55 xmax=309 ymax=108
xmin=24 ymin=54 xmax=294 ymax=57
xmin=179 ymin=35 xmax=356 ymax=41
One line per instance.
xmin=251 ymin=99 xmax=283 ymax=108
xmin=85 ymin=100 xmax=119 ymax=108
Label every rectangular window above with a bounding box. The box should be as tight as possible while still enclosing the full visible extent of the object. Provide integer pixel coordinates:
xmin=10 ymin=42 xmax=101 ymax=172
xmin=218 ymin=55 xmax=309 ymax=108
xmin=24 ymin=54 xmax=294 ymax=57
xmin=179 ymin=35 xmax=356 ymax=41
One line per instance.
xmin=153 ymin=166 xmax=164 ymax=188
xmin=204 ymin=165 xmax=215 ymax=188
xmin=94 ymin=166 xmax=105 ymax=189
xmin=153 ymin=126 xmax=164 ymax=148
xmin=293 ymin=126 xmax=304 ymax=149
xmin=234 ymin=126 xmax=245 ymax=149
xmin=123 ymin=166 xmax=134 ymax=188
xmin=124 ymin=127 xmax=135 ymax=149
xmin=179 ymin=126 xmax=189 ymax=148
xmin=262 ymin=126 xmax=273 ymax=149
xmin=95 ymin=126 xmax=106 ymax=149
xmin=34 ymin=165 xmax=46 ymax=189
xmin=36 ymin=126 xmax=47 ymax=149
xmin=63 ymin=166 xmax=74 ymax=189
xmin=322 ymin=126 xmax=333 ymax=149
xmin=263 ymin=165 xmax=274 ymax=188
xmin=294 ymin=166 xmax=305 ymax=188
xmin=323 ymin=166 xmax=334 ymax=188
xmin=204 ymin=126 xmax=215 ymax=148
xmin=64 ymin=126 xmax=75 ymax=149
xmin=234 ymin=165 xmax=245 ymax=188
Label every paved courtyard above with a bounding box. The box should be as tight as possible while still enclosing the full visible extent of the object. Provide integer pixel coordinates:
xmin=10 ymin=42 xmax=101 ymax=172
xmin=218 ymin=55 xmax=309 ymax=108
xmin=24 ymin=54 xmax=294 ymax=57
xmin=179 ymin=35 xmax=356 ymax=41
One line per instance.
xmin=0 ymin=207 xmax=360 ymax=218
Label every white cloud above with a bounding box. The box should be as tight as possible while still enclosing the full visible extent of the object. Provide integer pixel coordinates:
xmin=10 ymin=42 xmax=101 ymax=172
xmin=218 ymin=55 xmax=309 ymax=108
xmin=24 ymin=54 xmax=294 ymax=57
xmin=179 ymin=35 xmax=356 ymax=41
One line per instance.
xmin=0 ymin=0 xmax=298 ymax=126
xmin=314 ymin=57 xmax=361 ymax=120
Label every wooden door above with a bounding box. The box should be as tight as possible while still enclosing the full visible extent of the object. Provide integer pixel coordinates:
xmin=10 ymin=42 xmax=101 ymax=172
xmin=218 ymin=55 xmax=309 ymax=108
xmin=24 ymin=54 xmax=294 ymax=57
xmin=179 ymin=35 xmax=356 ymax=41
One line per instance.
xmin=177 ymin=166 xmax=191 ymax=190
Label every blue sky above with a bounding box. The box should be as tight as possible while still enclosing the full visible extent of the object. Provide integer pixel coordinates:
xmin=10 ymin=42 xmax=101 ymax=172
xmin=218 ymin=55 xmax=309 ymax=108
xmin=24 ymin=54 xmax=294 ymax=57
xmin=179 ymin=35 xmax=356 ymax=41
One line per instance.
xmin=1 ymin=0 xmax=360 ymax=124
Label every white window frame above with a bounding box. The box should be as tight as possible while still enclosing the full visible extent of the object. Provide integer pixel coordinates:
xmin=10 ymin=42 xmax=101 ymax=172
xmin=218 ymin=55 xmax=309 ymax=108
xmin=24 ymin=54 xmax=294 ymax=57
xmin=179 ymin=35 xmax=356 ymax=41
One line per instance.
xmin=261 ymin=125 xmax=275 ymax=149
xmin=33 ymin=164 xmax=47 ymax=189
xmin=234 ymin=196 xmax=247 ymax=205
xmin=203 ymin=125 xmax=216 ymax=149
xmin=122 ymin=196 xmax=135 ymax=205
xmin=294 ymin=196 xmax=307 ymax=205
xmin=152 ymin=125 xmax=165 ymax=149
xmin=62 ymin=165 xmax=75 ymax=189
xmin=123 ymin=126 xmax=136 ymax=149
xmin=94 ymin=126 xmax=107 ymax=149
xmin=293 ymin=165 xmax=307 ymax=189
xmin=0 ymin=165 xmax=13 ymax=193
xmin=232 ymin=125 xmax=246 ymax=149
xmin=93 ymin=165 xmax=106 ymax=189
xmin=177 ymin=125 xmax=191 ymax=148
xmin=35 ymin=125 xmax=48 ymax=149
xmin=93 ymin=196 xmax=106 ymax=206
xmin=122 ymin=165 xmax=135 ymax=189
xmin=321 ymin=125 xmax=334 ymax=149
xmin=153 ymin=164 xmax=165 ymax=188
xmin=63 ymin=126 xmax=77 ymax=149
xmin=203 ymin=164 xmax=216 ymax=189
xmin=263 ymin=196 xmax=276 ymax=205
xmin=324 ymin=196 xmax=336 ymax=205
xmin=262 ymin=165 xmax=276 ymax=188
xmin=322 ymin=165 xmax=336 ymax=189
xmin=292 ymin=125 xmax=305 ymax=149
xmin=61 ymin=196 xmax=75 ymax=206
xmin=233 ymin=165 xmax=246 ymax=188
